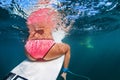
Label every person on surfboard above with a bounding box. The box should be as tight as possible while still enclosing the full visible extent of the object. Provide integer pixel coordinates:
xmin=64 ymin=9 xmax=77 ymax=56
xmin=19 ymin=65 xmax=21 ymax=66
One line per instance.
xmin=24 ymin=8 xmax=74 ymax=80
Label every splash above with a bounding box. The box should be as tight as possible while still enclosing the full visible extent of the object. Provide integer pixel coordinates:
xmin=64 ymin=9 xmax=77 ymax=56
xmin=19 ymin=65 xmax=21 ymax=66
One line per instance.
xmin=0 ymin=0 xmax=118 ymax=28
xmin=0 ymin=0 xmax=119 ymax=38
xmin=0 ymin=0 xmax=118 ymax=19
xmin=52 ymin=28 xmax=68 ymax=43
xmin=56 ymin=0 xmax=118 ymax=18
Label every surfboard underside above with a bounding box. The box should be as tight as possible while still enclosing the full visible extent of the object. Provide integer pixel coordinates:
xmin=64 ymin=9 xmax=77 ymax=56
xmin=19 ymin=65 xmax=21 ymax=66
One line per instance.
xmin=4 ymin=56 xmax=64 ymax=80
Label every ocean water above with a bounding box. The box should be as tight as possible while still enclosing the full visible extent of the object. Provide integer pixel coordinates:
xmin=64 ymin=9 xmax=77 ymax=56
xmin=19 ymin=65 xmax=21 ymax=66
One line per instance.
xmin=0 ymin=0 xmax=120 ymax=80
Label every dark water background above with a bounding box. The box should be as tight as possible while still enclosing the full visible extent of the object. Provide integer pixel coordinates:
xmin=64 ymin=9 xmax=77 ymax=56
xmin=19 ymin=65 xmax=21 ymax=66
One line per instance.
xmin=0 ymin=0 xmax=120 ymax=80
xmin=0 ymin=7 xmax=28 ymax=79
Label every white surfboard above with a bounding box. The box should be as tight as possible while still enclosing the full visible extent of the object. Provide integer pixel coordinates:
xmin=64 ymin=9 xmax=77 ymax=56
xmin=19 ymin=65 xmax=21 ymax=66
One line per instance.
xmin=5 ymin=56 xmax=64 ymax=80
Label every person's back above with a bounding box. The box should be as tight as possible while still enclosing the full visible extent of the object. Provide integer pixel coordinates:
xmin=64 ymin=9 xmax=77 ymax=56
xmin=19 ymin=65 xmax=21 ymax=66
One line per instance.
xmin=28 ymin=24 xmax=53 ymax=40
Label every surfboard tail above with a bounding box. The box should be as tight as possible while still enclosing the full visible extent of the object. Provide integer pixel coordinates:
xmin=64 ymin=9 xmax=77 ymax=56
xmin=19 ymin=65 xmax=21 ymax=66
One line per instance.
xmin=4 ymin=56 xmax=64 ymax=80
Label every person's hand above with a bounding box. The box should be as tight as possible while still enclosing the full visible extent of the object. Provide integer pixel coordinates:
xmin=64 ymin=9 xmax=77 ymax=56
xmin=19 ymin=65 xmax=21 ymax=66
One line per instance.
xmin=61 ymin=72 xmax=67 ymax=80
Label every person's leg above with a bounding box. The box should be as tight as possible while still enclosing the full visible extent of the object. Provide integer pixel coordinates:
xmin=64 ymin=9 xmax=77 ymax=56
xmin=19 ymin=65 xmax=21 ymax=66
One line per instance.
xmin=44 ymin=43 xmax=70 ymax=80
xmin=44 ymin=43 xmax=70 ymax=68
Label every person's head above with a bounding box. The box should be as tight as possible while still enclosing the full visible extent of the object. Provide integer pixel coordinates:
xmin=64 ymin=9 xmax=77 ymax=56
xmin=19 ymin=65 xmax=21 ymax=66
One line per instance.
xmin=27 ymin=8 xmax=59 ymax=28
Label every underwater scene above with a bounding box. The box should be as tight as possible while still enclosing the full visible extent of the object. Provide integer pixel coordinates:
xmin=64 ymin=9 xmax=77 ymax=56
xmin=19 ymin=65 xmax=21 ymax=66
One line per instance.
xmin=0 ymin=0 xmax=120 ymax=80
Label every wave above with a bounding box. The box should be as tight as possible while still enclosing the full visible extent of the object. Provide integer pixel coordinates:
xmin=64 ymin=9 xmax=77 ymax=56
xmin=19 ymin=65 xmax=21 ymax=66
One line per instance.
xmin=0 ymin=0 xmax=120 ymax=35
xmin=0 ymin=0 xmax=118 ymax=18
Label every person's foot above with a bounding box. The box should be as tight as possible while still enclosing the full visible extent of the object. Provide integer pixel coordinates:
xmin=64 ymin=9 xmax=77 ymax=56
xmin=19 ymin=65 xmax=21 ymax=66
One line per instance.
xmin=61 ymin=72 xmax=67 ymax=80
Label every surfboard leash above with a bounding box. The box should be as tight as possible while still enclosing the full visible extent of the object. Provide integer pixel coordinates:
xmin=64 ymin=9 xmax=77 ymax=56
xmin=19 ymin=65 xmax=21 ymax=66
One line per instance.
xmin=62 ymin=68 xmax=91 ymax=80
xmin=68 ymin=70 xmax=91 ymax=80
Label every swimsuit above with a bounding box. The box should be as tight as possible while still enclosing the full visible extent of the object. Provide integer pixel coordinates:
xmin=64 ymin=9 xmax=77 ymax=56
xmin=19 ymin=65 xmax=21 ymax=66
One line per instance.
xmin=25 ymin=39 xmax=55 ymax=61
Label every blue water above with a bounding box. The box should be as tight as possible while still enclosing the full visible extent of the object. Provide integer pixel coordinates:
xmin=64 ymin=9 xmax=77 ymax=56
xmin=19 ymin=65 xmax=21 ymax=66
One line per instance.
xmin=0 ymin=0 xmax=120 ymax=80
